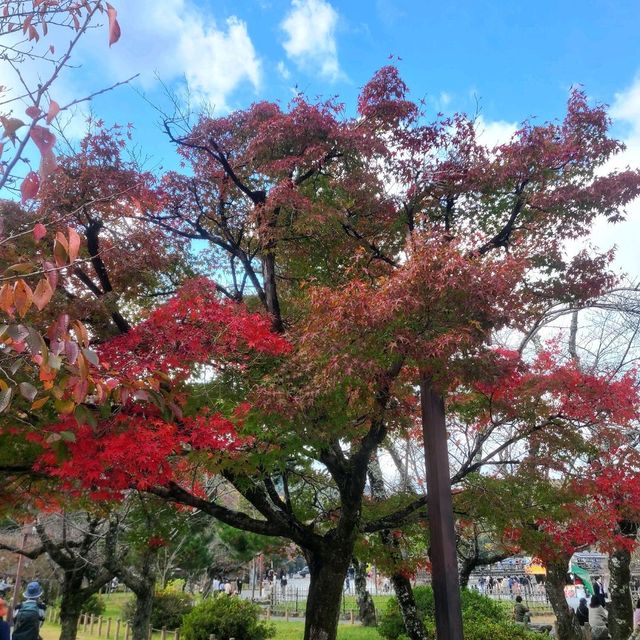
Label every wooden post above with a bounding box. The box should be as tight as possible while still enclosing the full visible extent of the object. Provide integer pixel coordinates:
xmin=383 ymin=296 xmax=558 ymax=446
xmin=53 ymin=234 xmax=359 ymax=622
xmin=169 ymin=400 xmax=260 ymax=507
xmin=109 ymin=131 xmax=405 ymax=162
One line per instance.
xmin=161 ymin=627 xmax=167 ymax=640
xmin=106 ymin=618 xmax=112 ymax=638
xmin=421 ymin=380 xmax=464 ymax=640
xmin=124 ymin=622 xmax=130 ymax=640
xmin=115 ymin=619 xmax=121 ymax=640
xmin=98 ymin=616 xmax=104 ymax=637
xmin=147 ymin=625 xmax=152 ymax=640
xmin=173 ymin=630 xmax=179 ymax=640
xmin=83 ymin=614 xmax=89 ymax=633
xmin=90 ymin=614 xmax=96 ymax=635
xmin=350 ymin=610 xmax=355 ymax=625
xmin=266 ymin=607 xmax=271 ymax=620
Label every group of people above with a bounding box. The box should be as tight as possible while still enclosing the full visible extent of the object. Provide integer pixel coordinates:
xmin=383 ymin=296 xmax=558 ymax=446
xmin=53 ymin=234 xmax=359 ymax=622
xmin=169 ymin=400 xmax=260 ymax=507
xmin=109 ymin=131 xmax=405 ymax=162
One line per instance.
xmin=0 ymin=581 xmax=47 ymax=640
xmin=210 ymin=577 xmax=243 ymax=596
xmin=479 ymin=573 xmax=537 ymax=595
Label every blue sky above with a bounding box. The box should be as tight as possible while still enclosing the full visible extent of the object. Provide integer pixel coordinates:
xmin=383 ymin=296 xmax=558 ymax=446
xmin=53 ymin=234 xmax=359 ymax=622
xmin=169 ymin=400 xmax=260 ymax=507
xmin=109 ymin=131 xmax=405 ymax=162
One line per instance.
xmin=45 ymin=0 xmax=639 ymax=161
xmin=4 ymin=0 xmax=640 ymax=271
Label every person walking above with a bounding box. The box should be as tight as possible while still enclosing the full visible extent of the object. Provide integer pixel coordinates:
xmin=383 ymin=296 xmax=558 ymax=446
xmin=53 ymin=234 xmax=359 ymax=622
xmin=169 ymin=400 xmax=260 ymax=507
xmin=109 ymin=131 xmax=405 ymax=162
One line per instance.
xmin=593 ymin=576 xmax=607 ymax=607
xmin=12 ymin=582 xmax=45 ymax=640
xmin=576 ymin=597 xmax=589 ymax=627
xmin=588 ymin=594 xmax=610 ymax=640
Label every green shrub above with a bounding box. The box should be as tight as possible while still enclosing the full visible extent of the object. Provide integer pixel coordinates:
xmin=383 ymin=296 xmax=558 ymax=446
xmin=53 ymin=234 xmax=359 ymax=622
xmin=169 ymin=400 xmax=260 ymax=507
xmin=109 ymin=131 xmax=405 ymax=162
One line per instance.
xmin=377 ymin=586 xmax=537 ymax=640
xmin=80 ymin=594 xmax=106 ymax=616
xmin=180 ymin=596 xmax=275 ymax=640
xmin=123 ymin=590 xmax=193 ymax=630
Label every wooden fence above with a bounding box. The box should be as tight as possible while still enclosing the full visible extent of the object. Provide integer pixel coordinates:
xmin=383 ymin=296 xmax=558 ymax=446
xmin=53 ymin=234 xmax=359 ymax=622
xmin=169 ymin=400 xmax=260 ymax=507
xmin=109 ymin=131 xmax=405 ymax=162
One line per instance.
xmin=45 ymin=609 xmax=180 ymax=640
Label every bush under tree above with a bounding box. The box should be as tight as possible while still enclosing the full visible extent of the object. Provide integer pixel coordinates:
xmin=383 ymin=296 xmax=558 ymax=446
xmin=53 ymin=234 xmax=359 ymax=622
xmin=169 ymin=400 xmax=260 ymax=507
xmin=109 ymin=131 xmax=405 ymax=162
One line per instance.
xmin=378 ymin=587 xmax=539 ymax=640
xmin=180 ymin=596 xmax=274 ymax=640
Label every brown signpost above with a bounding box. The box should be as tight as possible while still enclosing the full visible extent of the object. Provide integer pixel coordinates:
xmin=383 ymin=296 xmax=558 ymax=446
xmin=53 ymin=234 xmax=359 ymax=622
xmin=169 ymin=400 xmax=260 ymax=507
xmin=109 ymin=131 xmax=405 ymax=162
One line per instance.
xmin=420 ymin=380 xmax=464 ymax=640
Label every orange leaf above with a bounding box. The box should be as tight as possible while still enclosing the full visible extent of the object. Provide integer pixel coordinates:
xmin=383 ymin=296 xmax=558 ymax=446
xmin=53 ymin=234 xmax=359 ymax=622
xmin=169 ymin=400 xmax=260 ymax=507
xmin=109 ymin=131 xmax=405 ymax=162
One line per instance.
xmin=1 ymin=116 xmax=25 ymax=143
xmin=21 ymin=172 xmax=40 ymax=203
xmin=46 ymin=100 xmax=60 ymax=124
xmin=106 ymin=3 xmax=121 ymax=46
xmin=33 ymin=278 xmax=54 ymax=311
xmin=53 ymin=236 xmax=68 ymax=268
xmin=0 ymin=283 xmax=14 ymax=314
xmin=13 ymin=279 xmax=33 ymax=317
xmin=67 ymin=227 xmax=81 ymax=263
xmin=31 ymin=396 xmax=49 ymax=410
xmin=73 ymin=321 xmax=90 ymax=348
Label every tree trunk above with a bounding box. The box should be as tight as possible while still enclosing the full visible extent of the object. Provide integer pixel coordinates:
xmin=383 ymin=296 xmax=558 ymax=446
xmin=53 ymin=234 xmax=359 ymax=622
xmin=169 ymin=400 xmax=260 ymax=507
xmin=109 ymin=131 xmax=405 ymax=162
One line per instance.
xmin=353 ymin=557 xmax=377 ymax=627
xmin=131 ymin=584 xmax=154 ymax=640
xmin=390 ymin=572 xmax=429 ymax=640
xmin=58 ymin=607 xmax=81 ymax=640
xmin=608 ymin=522 xmax=637 ymax=640
xmin=304 ymin=552 xmax=351 ymax=640
xmin=545 ymin=557 xmax=582 ymax=640
xmin=369 ymin=455 xmax=427 ymax=639
xmin=459 ymin=558 xmax=473 ymax=589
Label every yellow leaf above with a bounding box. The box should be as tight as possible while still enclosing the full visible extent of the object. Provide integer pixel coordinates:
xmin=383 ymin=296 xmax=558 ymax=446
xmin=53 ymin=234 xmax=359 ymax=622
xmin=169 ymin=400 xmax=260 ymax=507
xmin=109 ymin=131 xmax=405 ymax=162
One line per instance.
xmin=31 ymin=396 xmax=49 ymax=410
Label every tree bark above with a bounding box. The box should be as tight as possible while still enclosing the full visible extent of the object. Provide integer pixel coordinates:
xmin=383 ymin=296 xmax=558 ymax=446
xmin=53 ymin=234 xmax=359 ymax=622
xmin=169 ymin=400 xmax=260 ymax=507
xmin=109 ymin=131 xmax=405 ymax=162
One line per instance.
xmin=131 ymin=585 xmax=154 ymax=640
xmin=59 ymin=606 xmax=82 ymax=640
xmin=353 ymin=558 xmax=377 ymax=627
xmin=304 ymin=551 xmax=351 ymax=640
xmin=608 ymin=521 xmax=637 ymax=640
xmin=369 ymin=455 xmax=428 ymax=639
xmin=545 ymin=557 xmax=583 ymax=640
xmin=390 ymin=572 xmax=428 ymax=640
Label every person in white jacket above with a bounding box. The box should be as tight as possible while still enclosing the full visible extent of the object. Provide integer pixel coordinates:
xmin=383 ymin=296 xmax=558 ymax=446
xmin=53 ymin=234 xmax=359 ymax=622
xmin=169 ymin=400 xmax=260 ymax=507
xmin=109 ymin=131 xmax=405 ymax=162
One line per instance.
xmin=588 ymin=595 xmax=610 ymax=640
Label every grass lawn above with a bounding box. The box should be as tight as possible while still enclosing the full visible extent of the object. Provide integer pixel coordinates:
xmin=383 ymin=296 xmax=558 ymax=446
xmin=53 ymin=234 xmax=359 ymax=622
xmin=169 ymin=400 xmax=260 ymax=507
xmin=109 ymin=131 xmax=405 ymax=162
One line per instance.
xmin=269 ymin=621 xmax=380 ymax=639
xmin=41 ymin=619 xmax=381 ymax=640
xmin=100 ymin=593 xmax=134 ymax=620
xmin=41 ymin=590 xmax=386 ymax=640
xmin=271 ymin=594 xmax=391 ymax=615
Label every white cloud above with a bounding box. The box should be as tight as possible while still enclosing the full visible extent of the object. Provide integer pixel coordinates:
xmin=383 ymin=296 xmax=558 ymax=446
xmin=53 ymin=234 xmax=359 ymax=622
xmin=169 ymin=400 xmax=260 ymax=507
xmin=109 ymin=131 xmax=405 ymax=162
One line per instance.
xmin=439 ymin=92 xmax=452 ymax=108
xmin=589 ymin=75 xmax=640 ymax=278
xmin=281 ymin=0 xmax=341 ymax=81
xmin=84 ymin=0 xmax=261 ymax=111
xmin=474 ymin=116 xmax=517 ymax=147
xmin=277 ymin=61 xmax=291 ymax=80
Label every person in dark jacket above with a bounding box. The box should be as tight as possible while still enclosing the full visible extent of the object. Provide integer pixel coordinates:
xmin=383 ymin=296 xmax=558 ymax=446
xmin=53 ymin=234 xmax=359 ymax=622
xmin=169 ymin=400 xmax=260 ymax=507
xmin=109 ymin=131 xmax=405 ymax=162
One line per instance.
xmin=513 ymin=596 xmax=531 ymax=624
xmin=576 ymin=597 xmax=589 ymax=626
xmin=593 ymin=576 xmax=607 ymax=607
xmin=12 ymin=582 xmax=45 ymax=640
